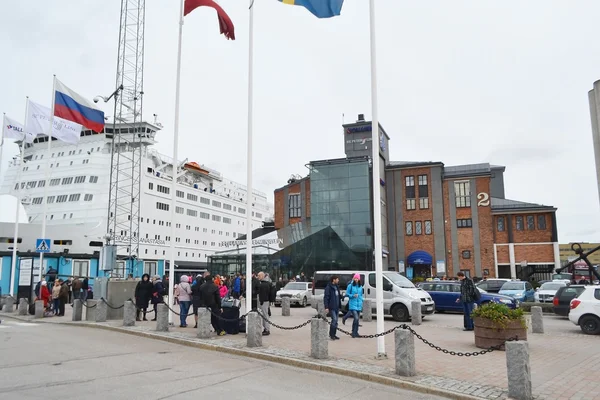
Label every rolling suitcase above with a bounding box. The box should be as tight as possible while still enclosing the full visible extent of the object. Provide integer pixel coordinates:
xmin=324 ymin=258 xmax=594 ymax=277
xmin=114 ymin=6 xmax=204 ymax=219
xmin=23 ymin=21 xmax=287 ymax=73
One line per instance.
xmin=221 ymin=305 xmax=240 ymax=334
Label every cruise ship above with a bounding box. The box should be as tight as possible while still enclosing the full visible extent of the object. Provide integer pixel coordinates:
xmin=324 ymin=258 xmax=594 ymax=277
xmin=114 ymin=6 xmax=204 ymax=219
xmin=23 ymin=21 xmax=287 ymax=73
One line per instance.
xmin=0 ymin=122 xmax=273 ymax=279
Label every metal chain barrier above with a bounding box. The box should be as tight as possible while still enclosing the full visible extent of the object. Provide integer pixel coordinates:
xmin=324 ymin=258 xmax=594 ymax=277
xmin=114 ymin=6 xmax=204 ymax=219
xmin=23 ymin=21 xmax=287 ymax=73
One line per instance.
xmin=318 ymin=316 xmax=518 ymax=356
xmin=206 ymin=307 xmax=252 ymax=322
xmin=255 ymin=309 xmax=315 ymax=331
xmin=100 ymin=298 xmax=124 ymax=310
xmin=81 ymin=301 xmax=97 ymax=309
xmin=128 ymin=299 xmax=156 ymax=314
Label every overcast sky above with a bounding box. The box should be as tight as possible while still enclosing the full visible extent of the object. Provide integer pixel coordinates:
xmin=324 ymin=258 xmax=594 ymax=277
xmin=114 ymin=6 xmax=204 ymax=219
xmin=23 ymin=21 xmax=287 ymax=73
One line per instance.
xmin=1 ymin=1 xmax=599 ymax=245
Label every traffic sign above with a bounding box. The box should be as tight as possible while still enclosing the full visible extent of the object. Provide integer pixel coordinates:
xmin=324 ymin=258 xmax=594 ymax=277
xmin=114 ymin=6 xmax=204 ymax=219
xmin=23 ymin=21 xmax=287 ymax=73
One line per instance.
xmin=35 ymin=239 xmax=51 ymax=253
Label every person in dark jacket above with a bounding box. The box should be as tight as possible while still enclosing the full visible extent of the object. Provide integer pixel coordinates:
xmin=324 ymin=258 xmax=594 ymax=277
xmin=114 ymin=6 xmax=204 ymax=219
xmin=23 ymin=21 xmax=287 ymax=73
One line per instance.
xmin=199 ymin=275 xmax=225 ymax=335
xmin=81 ymin=278 xmax=90 ymax=300
xmin=57 ymin=279 xmax=70 ymax=316
xmin=151 ymin=275 xmax=166 ymax=321
xmin=455 ymin=271 xmax=477 ymax=331
xmin=323 ymin=275 xmax=342 ymax=340
xmin=134 ymin=274 xmax=153 ymax=321
xmin=232 ymin=273 xmax=241 ymax=299
xmin=191 ymin=275 xmax=204 ymax=329
xmin=257 ymin=272 xmax=272 ymax=336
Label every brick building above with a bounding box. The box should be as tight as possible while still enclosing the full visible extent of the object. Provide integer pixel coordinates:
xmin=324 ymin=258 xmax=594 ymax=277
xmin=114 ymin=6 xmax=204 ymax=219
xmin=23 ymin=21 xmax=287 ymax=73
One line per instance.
xmin=273 ymin=115 xmax=560 ymax=280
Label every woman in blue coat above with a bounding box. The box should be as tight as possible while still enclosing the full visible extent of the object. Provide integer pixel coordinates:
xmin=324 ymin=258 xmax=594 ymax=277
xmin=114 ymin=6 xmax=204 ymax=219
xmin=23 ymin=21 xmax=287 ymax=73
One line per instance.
xmin=343 ymin=274 xmax=363 ymax=338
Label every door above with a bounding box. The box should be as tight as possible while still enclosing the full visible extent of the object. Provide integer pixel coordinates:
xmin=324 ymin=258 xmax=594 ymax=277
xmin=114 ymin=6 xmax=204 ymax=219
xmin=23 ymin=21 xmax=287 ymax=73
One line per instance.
xmin=432 ymin=284 xmax=455 ymax=311
xmin=368 ymin=273 xmax=394 ymax=313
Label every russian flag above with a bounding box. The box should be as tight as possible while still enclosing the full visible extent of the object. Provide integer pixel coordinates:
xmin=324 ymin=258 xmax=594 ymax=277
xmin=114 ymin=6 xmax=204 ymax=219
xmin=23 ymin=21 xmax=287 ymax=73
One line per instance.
xmin=54 ymin=79 xmax=105 ymax=133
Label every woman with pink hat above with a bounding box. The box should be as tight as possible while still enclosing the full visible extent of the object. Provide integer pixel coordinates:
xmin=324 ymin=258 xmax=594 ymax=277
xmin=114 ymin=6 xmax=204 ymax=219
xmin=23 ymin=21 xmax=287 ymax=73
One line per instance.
xmin=342 ymin=273 xmax=364 ymax=338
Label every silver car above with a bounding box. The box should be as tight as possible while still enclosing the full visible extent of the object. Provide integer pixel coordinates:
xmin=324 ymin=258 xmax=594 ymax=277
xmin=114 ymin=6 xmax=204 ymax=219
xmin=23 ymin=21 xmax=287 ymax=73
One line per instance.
xmin=275 ymin=282 xmax=312 ymax=307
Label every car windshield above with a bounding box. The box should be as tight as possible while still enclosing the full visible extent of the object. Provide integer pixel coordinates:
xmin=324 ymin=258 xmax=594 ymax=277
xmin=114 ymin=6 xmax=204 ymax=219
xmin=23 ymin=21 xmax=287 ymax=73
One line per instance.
xmin=501 ymin=282 xmax=524 ymax=291
xmin=477 ymin=287 xmax=487 ymax=293
xmin=283 ymin=283 xmax=306 ymax=291
xmin=540 ymin=283 xmax=564 ymax=291
xmin=383 ymin=272 xmax=415 ymax=288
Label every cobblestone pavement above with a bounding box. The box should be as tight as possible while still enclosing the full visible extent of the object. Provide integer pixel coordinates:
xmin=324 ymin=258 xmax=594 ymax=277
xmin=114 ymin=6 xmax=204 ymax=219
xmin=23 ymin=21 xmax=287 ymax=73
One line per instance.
xmin=3 ymin=303 xmax=600 ymax=400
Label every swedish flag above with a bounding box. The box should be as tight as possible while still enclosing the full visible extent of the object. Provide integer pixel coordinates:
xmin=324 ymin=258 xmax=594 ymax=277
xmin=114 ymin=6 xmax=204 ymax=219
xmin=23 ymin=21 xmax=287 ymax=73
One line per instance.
xmin=278 ymin=0 xmax=344 ymax=18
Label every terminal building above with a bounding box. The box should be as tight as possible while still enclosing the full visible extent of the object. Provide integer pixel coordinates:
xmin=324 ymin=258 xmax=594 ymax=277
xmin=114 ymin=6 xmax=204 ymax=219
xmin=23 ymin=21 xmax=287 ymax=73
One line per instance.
xmin=269 ymin=114 xmax=560 ymax=281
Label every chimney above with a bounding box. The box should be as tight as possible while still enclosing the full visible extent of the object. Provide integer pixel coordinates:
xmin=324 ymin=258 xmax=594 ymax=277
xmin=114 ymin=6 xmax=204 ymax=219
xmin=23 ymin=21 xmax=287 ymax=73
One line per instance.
xmin=357 ymin=114 xmax=365 ymax=122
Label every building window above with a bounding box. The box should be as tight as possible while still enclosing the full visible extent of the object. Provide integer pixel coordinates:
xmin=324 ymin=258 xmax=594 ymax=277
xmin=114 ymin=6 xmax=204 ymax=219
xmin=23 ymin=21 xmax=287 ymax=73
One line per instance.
xmin=156 ymin=202 xmax=169 ymax=211
xmin=415 ymin=221 xmax=422 ymax=235
xmin=418 ymin=175 xmax=429 ymax=209
xmin=497 ymin=216 xmax=505 ymax=232
xmin=419 ymin=198 xmax=429 ymax=209
xmin=405 ymin=221 xmax=413 ymax=236
xmin=462 ymin=250 xmax=471 ymax=259
xmin=157 ymin=184 xmax=170 ymax=194
xmin=72 ymin=260 xmax=89 ymax=278
xmin=176 ymin=190 xmax=184 ymax=198
xmin=457 ymin=218 xmax=472 ymax=228
xmin=424 ymin=220 xmax=432 ymax=235
xmin=515 ymin=216 xmax=524 ymax=231
xmin=527 ymin=215 xmax=535 ymax=230
xmin=289 ymin=193 xmax=301 ymax=218
xmin=405 ymin=176 xmax=415 ymax=210
xmin=454 ymin=181 xmax=471 ymax=208
xmin=537 ymin=215 xmax=547 ymax=230
xmin=144 ymin=262 xmax=157 ymax=277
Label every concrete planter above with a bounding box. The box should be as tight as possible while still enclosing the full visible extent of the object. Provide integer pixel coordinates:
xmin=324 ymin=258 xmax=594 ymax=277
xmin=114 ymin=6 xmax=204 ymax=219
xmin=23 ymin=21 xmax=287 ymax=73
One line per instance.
xmin=474 ymin=317 xmax=527 ymax=351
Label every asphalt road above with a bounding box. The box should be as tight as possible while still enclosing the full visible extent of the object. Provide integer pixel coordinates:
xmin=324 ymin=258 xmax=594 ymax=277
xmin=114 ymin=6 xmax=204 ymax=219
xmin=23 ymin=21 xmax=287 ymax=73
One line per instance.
xmin=0 ymin=319 xmax=448 ymax=400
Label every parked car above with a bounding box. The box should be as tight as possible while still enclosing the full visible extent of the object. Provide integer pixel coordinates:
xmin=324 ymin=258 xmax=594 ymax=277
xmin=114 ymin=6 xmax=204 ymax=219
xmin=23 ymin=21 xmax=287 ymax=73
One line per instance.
xmin=552 ymin=285 xmax=586 ymax=316
xmin=534 ymin=281 xmax=567 ymax=303
xmin=568 ymin=285 xmax=600 ymax=335
xmin=475 ymin=279 xmax=511 ymax=293
xmin=498 ymin=281 xmax=535 ymax=302
xmin=312 ymin=271 xmax=435 ymax=322
xmin=275 ymin=282 xmax=312 ymax=307
xmin=420 ymin=282 xmax=518 ymax=311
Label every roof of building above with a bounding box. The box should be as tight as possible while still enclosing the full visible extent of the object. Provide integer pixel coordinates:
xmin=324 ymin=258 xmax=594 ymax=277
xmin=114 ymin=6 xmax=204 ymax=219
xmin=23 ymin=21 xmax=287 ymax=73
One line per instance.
xmin=386 ymin=161 xmax=444 ymax=169
xmin=491 ymin=197 xmax=556 ymax=212
xmin=443 ymin=163 xmax=501 ymax=178
xmin=274 ymin=175 xmax=310 ymax=193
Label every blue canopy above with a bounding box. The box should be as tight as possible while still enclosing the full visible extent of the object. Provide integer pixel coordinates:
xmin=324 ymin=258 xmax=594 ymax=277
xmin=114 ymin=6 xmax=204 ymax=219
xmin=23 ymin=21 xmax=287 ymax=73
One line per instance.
xmin=407 ymin=250 xmax=432 ymax=265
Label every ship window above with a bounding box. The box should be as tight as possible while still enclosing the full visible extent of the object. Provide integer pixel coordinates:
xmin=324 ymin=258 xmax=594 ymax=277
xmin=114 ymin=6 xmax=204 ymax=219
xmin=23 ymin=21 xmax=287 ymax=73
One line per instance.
xmin=176 ymin=206 xmax=184 ymax=214
xmin=176 ymin=190 xmax=184 ymax=198
xmin=149 ymin=182 xmax=154 ymax=190
xmin=84 ymin=194 xmax=94 ymax=201
xmin=56 ymin=195 xmax=68 ymax=203
xmin=47 ymin=196 xmax=55 ymax=204
xmin=74 ymin=176 xmax=86 ymax=184
xmin=156 ymin=202 xmax=169 ymax=211
xmin=32 ymin=197 xmax=43 ymax=205
xmin=50 ymin=178 xmax=60 ymax=186
xmin=212 ymin=215 xmax=221 ymax=222
xmin=187 ymin=193 xmax=198 ymax=201
xmin=157 ymin=184 xmax=170 ymax=194
xmin=256 ymin=212 xmax=262 ymax=219
xmin=68 ymin=194 xmax=81 ymax=202
xmin=187 ymin=209 xmax=198 ymax=217
xmin=223 ymin=203 xmax=232 ymax=210
xmin=212 ymin=200 xmax=221 ymax=208
xmin=223 ymin=217 xmax=231 ymax=224
xmin=200 ymin=212 xmax=210 ymax=219
xmin=89 ymin=176 xmax=98 ymax=183
xmin=200 ymin=197 xmax=210 ymax=205
xmin=238 ymin=207 xmax=246 ymax=214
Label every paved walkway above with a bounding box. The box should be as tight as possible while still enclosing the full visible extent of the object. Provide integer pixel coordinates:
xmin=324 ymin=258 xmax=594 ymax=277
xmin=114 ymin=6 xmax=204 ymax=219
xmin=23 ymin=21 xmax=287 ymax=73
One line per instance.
xmin=2 ymin=302 xmax=599 ymax=400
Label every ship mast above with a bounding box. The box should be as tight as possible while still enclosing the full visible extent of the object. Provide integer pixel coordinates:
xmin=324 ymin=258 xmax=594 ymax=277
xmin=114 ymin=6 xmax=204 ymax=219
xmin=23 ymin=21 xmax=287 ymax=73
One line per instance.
xmin=107 ymin=0 xmax=146 ymax=274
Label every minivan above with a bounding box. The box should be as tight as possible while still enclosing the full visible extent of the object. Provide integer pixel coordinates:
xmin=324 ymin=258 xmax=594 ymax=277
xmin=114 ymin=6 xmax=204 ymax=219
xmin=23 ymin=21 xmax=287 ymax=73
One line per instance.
xmin=312 ymin=270 xmax=435 ymax=322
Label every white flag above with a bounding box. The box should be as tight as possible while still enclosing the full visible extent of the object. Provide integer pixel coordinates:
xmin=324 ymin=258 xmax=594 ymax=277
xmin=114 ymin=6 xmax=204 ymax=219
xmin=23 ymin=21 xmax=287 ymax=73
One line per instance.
xmin=26 ymin=100 xmax=82 ymax=145
xmin=3 ymin=116 xmax=35 ymax=143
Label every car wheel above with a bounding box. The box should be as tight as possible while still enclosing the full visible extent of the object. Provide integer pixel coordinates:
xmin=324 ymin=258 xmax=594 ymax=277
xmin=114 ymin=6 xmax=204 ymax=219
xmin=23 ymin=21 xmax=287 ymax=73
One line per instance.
xmin=580 ymin=315 xmax=600 ymax=335
xmin=391 ymin=304 xmax=409 ymax=322
xmin=302 ymin=297 xmax=307 ymax=307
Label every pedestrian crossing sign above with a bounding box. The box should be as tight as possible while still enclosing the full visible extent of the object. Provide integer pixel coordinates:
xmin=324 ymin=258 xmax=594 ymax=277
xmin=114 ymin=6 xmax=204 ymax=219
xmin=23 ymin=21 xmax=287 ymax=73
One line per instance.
xmin=35 ymin=239 xmax=51 ymax=253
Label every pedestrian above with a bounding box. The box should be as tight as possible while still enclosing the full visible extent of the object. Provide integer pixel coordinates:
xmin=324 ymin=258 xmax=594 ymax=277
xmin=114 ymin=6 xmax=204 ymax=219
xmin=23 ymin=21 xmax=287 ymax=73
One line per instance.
xmin=323 ymin=275 xmax=342 ymax=340
xmin=178 ymin=275 xmax=192 ymax=328
xmin=192 ymin=275 xmax=204 ymax=329
xmin=81 ymin=278 xmax=89 ymax=301
xmin=232 ymin=273 xmax=241 ymax=299
xmin=455 ymin=271 xmax=479 ymax=331
xmin=71 ymin=277 xmax=82 ymax=304
xmin=342 ymin=273 xmax=363 ymax=338
xmin=134 ymin=274 xmax=153 ymax=321
xmin=58 ymin=279 xmax=69 ymax=316
xmin=38 ymin=280 xmax=51 ymax=312
xmin=151 ymin=275 xmax=165 ymax=320
xmin=257 ymin=272 xmax=271 ymax=336
xmin=66 ymin=276 xmax=73 ymax=304
xmin=199 ymin=275 xmax=225 ymax=336
xmin=300 ymin=272 xmax=306 ymax=282
xmin=51 ymin=280 xmax=61 ymax=316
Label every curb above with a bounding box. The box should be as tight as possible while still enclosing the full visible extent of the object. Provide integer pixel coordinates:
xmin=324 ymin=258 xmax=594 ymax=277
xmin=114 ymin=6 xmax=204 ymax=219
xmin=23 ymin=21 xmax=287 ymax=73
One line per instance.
xmin=0 ymin=311 xmax=484 ymax=400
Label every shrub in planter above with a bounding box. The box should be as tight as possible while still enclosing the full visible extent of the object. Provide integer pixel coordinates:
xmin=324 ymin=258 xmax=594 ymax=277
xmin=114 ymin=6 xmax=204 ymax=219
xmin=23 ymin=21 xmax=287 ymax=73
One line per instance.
xmin=471 ymin=302 xmax=527 ymax=350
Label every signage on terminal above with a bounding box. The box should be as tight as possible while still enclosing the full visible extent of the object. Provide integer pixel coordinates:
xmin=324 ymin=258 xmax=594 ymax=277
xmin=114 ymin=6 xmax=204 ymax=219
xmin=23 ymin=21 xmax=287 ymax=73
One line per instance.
xmin=219 ymin=238 xmax=284 ymax=248
xmin=345 ymin=137 xmax=372 ymax=145
xmin=346 ymin=125 xmax=372 ymax=134
xmin=112 ymin=236 xmax=167 ymax=246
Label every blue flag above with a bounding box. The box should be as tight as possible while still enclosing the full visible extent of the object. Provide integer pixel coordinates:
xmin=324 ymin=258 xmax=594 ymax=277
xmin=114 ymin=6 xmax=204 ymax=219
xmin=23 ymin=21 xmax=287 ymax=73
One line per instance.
xmin=278 ymin=0 xmax=344 ymax=19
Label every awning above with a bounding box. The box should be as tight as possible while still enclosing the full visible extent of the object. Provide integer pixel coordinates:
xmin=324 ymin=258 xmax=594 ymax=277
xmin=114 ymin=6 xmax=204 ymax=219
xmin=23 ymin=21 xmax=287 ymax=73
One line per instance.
xmin=407 ymin=250 xmax=432 ymax=265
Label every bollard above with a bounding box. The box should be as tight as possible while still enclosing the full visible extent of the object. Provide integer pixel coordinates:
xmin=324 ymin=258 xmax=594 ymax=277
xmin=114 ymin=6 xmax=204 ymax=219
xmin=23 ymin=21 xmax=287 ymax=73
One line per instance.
xmin=506 ymin=341 xmax=533 ymax=400
xmin=85 ymin=300 xmax=98 ymax=321
xmin=247 ymin=312 xmax=263 ymax=347
xmin=3 ymin=297 xmax=15 ymax=312
xmin=18 ymin=298 xmax=28 ymax=316
xmin=156 ymin=304 xmax=169 ymax=332
xmin=317 ymin=299 xmax=326 ymax=318
xmin=197 ymin=308 xmax=212 ymax=339
xmin=34 ymin=300 xmax=44 ymax=319
xmin=362 ymin=299 xmax=372 ymax=322
xmin=531 ymin=306 xmax=544 ymax=334
xmin=72 ymin=299 xmax=83 ymax=321
xmin=123 ymin=301 xmax=136 ymax=327
xmin=95 ymin=299 xmax=108 ymax=322
xmin=310 ymin=318 xmax=329 ymax=359
xmin=395 ymin=329 xmax=416 ymax=376
xmin=411 ymin=300 xmax=422 ymax=325
xmin=281 ymin=297 xmax=291 ymax=317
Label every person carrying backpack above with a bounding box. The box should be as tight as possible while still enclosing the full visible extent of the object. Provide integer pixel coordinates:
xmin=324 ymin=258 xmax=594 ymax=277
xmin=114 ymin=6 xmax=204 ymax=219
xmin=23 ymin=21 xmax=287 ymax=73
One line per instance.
xmin=455 ymin=271 xmax=479 ymax=331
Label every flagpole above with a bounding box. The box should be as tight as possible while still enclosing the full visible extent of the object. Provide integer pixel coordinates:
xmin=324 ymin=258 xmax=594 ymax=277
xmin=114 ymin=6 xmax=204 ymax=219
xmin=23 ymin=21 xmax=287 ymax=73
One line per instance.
xmin=245 ymin=0 xmax=255 ymax=323
xmin=168 ymin=0 xmax=185 ymax=325
xmin=8 ymin=99 xmax=29 ymax=297
xmin=38 ymin=76 xmax=56 ymax=286
xmin=368 ymin=0 xmax=386 ymax=357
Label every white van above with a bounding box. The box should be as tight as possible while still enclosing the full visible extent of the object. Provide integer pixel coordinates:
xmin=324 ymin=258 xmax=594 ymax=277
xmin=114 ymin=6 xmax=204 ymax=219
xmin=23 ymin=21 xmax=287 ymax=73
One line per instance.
xmin=312 ymin=270 xmax=435 ymax=322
